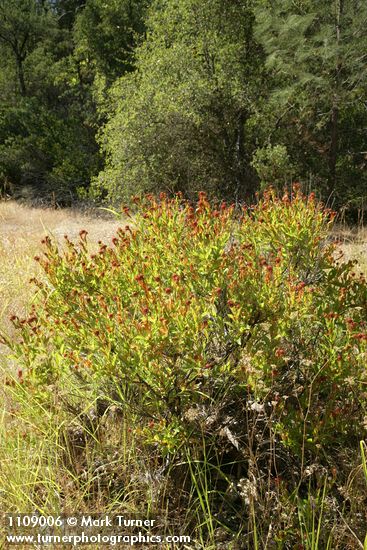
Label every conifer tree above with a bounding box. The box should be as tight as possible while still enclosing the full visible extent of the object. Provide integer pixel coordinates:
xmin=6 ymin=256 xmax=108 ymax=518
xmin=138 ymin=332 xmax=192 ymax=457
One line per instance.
xmin=254 ymin=0 xmax=367 ymax=200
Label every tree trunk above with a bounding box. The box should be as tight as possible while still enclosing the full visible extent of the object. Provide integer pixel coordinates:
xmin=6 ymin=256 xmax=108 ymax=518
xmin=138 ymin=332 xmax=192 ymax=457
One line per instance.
xmin=328 ymin=0 xmax=343 ymax=196
xmin=234 ymin=111 xmax=246 ymax=201
xmin=328 ymin=102 xmax=338 ymax=195
xmin=16 ymin=55 xmax=26 ymax=96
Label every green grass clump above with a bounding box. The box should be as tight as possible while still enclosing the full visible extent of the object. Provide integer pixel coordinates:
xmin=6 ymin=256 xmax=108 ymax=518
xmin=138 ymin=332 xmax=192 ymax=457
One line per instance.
xmin=1 ymin=188 xmax=367 ymax=548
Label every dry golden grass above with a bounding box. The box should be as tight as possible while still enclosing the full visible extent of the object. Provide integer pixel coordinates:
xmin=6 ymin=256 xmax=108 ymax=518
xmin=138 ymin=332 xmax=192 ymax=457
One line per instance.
xmin=0 ymin=200 xmax=121 ymax=331
xmin=335 ymin=224 xmax=367 ymax=275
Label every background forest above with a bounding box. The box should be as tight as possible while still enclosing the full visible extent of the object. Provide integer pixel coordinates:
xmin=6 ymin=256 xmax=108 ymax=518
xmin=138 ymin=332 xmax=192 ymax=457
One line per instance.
xmin=0 ymin=0 xmax=366 ymax=208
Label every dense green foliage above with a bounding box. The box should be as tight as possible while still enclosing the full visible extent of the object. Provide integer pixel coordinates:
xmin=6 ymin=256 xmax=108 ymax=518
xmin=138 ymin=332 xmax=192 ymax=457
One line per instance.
xmin=0 ymin=0 xmax=366 ymax=205
xmin=0 ymin=0 xmax=148 ymax=202
xmin=3 ymin=191 xmax=367 ymax=546
xmin=94 ymin=0 xmax=263 ymax=201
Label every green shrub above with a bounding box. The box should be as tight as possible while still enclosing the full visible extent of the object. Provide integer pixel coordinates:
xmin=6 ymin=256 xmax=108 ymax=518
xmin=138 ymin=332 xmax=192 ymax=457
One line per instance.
xmin=251 ymin=144 xmax=294 ymax=191
xmin=3 ymin=187 xmax=367 ymax=546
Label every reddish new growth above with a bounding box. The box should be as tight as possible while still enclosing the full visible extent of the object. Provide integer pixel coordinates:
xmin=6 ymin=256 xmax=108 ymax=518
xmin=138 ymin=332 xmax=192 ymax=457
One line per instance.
xmin=204 ymin=362 xmax=214 ymax=370
xmin=295 ymin=281 xmax=306 ymax=291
